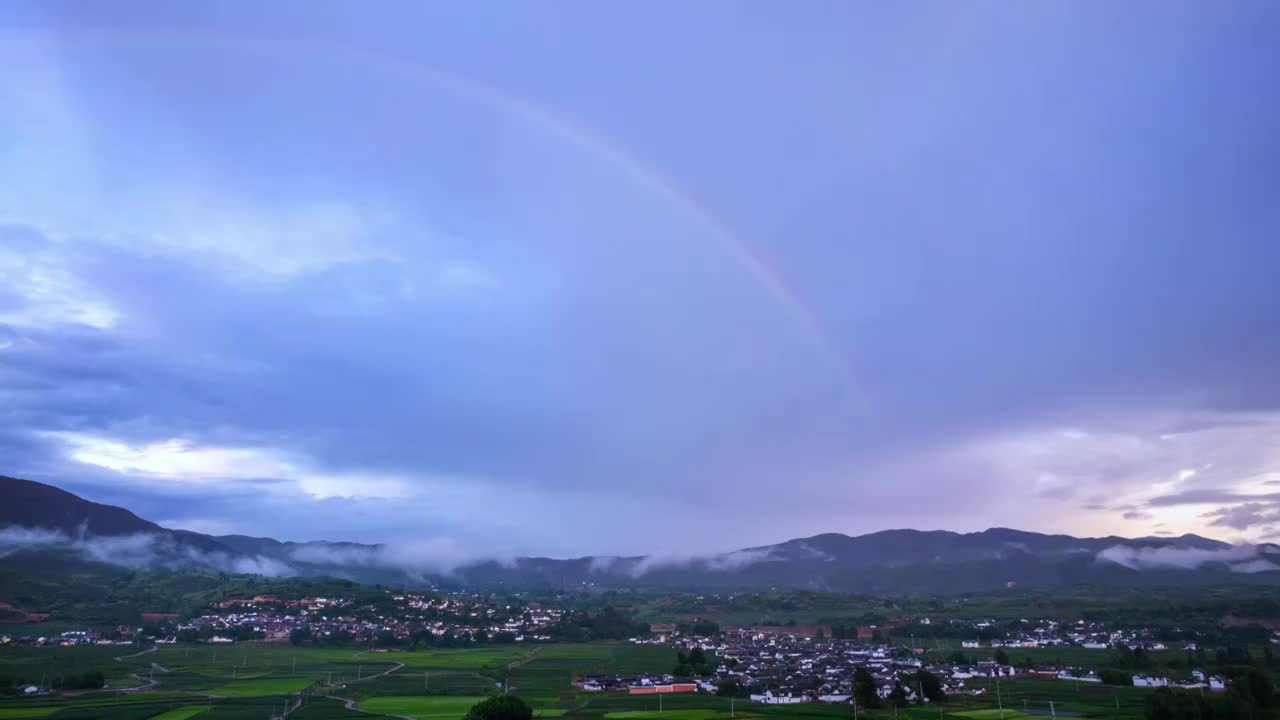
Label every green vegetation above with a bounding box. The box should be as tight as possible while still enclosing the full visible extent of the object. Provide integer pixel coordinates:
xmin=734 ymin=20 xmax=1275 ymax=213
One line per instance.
xmin=463 ymin=695 xmax=532 ymax=720
xmin=0 ymin=551 xmax=377 ymax=627
xmin=950 ymin=711 xmax=1032 ymax=720
xmin=361 ymin=695 xmax=487 ymax=718
xmin=603 ymin=711 xmax=740 ymax=720
xmin=0 ymin=637 xmax=1274 ymax=720
xmin=209 ymin=677 xmax=315 ymax=696
xmin=146 ymin=708 xmax=213 ymax=720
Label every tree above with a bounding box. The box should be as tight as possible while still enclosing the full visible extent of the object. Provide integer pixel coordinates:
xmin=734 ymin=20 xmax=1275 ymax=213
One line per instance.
xmin=889 ymin=681 xmax=910 ymax=708
xmin=1210 ymin=691 xmax=1253 ymax=720
xmin=1144 ymin=688 xmax=1209 ymax=720
xmin=994 ymin=648 xmax=1010 ymax=666
xmin=915 ymin=670 xmax=945 ymax=704
xmin=716 ymin=679 xmax=744 ymax=697
xmin=674 ymin=649 xmax=692 ymax=677
xmin=410 ymin=629 xmax=433 ymax=649
xmin=689 ymin=619 xmax=720 ymax=636
xmin=289 ymin=628 xmax=312 ymax=646
xmin=1227 ymin=668 xmax=1274 ymax=710
xmin=1098 ymin=669 xmax=1133 ymax=686
xmin=464 ymin=695 xmax=533 ymax=720
xmin=853 ymin=666 xmax=879 ymax=709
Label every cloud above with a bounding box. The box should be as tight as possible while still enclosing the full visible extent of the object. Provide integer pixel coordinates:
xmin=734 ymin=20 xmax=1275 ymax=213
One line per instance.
xmin=1122 ymin=511 xmax=1153 ymax=520
xmin=1203 ymin=503 xmax=1280 ymax=530
xmin=628 ymin=548 xmax=780 ymax=577
xmin=49 ymin=432 xmax=418 ymax=500
xmin=0 ymin=523 xmax=506 ymax=580
xmin=1096 ymin=544 xmax=1278 ymax=573
xmin=2 ymin=8 xmax=1280 ymax=553
xmin=1149 ymin=490 xmax=1280 ymax=507
xmin=588 ymin=555 xmax=624 ymax=573
xmin=287 ymin=539 xmax=501 ymax=578
xmin=0 ymin=525 xmax=295 ymax=576
xmin=1230 ymin=559 xmax=1280 ymax=574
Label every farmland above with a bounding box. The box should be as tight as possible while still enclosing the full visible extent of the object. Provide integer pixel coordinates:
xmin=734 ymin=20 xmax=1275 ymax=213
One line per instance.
xmin=0 ymin=640 xmax=1179 ymax=720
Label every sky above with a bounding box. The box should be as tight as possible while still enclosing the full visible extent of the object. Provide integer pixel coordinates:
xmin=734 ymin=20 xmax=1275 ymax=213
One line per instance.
xmin=2 ymin=1 xmax=1279 ymax=558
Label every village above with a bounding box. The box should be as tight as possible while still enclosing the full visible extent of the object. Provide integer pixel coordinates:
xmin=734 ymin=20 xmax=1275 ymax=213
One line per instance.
xmin=575 ymin=622 xmax=1234 ymax=706
xmin=1 ymin=592 xmax=564 ymax=648
xmin=0 ymin=594 xmax=1245 ymax=706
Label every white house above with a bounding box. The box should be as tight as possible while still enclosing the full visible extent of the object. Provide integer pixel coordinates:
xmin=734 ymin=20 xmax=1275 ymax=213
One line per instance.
xmin=750 ymin=691 xmax=809 ymax=705
xmin=1133 ymin=676 xmax=1170 ymax=688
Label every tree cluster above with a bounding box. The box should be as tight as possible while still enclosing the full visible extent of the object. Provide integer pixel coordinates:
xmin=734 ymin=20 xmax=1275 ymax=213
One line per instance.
xmin=465 ymin=695 xmax=533 ymax=720
xmin=548 ymin=607 xmax=647 ymax=642
xmin=1145 ymin=670 xmax=1275 ymax=720
xmin=674 ymin=647 xmax=713 ymax=677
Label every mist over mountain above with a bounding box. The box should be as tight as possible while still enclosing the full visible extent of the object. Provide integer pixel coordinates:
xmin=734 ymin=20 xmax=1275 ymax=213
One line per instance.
xmin=3 ymin=475 xmax=1278 ymax=593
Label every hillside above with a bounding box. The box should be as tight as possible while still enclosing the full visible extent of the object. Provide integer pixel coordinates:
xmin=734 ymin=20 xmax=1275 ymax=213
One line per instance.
xmin=1 ymin=475 xmax=162 ymax=536
xmin=2 ymin=475 xmax=1278 ymax=593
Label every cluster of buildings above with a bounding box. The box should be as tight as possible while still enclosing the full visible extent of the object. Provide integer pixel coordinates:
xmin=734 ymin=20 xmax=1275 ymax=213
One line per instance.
xmin=620 ymin=624 xmax=1230 ymax=705
xmin=1132 ymin=671 xmax=1227 ymax=691
xmin=3 ymin=592 xmax=568 ymax=648
xmin=954 ymin=618 xmax=1177 ymax=651
xmin=575 ymin=675 xmax=700 ymax=694
xmin=176 ymin=592 xmax=565 ymax=645
xmin=1 ymin=630 xmax=135 ymax=647
xmin=719 ymin=634 xmax=976 ymax=704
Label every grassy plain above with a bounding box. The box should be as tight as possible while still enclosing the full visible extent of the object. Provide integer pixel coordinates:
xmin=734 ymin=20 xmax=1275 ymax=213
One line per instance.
xmin=359 ymin=695 xmax=485 ymax=718
xmin=146 ymin=708 xmax=213 ymax=720
xmin=0 ymin=641 xmax=1169 ymax=720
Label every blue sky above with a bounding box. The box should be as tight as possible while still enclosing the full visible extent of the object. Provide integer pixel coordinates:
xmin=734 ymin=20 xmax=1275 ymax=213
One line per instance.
xmin=2 ymin=1 xmax=1279 ymax=557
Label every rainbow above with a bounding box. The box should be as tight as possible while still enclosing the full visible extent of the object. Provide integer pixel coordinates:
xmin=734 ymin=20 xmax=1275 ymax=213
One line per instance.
xmin=9 ymin=27 xmax=861 ymax=405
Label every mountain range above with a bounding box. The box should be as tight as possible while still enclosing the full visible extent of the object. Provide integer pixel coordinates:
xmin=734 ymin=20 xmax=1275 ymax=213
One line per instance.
xmin=3 ymin=474 xmax=1279 ymax=593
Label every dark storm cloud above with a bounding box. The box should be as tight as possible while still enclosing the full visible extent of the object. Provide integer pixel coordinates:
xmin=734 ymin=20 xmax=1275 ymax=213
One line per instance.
xmin=1 ymin=2 xmax=1279 ymax=550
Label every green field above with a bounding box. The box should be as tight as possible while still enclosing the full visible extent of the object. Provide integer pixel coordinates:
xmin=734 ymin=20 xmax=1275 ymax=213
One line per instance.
xmin=358 ymin=695 xmax=486 ymax=718
xmin=0 ymin=641 xmax=1173 ymax=720
xmin=146 ymin=708 xmax=213 ymax=720
xmin=951 ymin=711 xmax=1032 ymax=720
xmin=209 ymin=677 xmax=316 ymax=696
xmin=603 ymin=711 xmax=746 ymax=720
